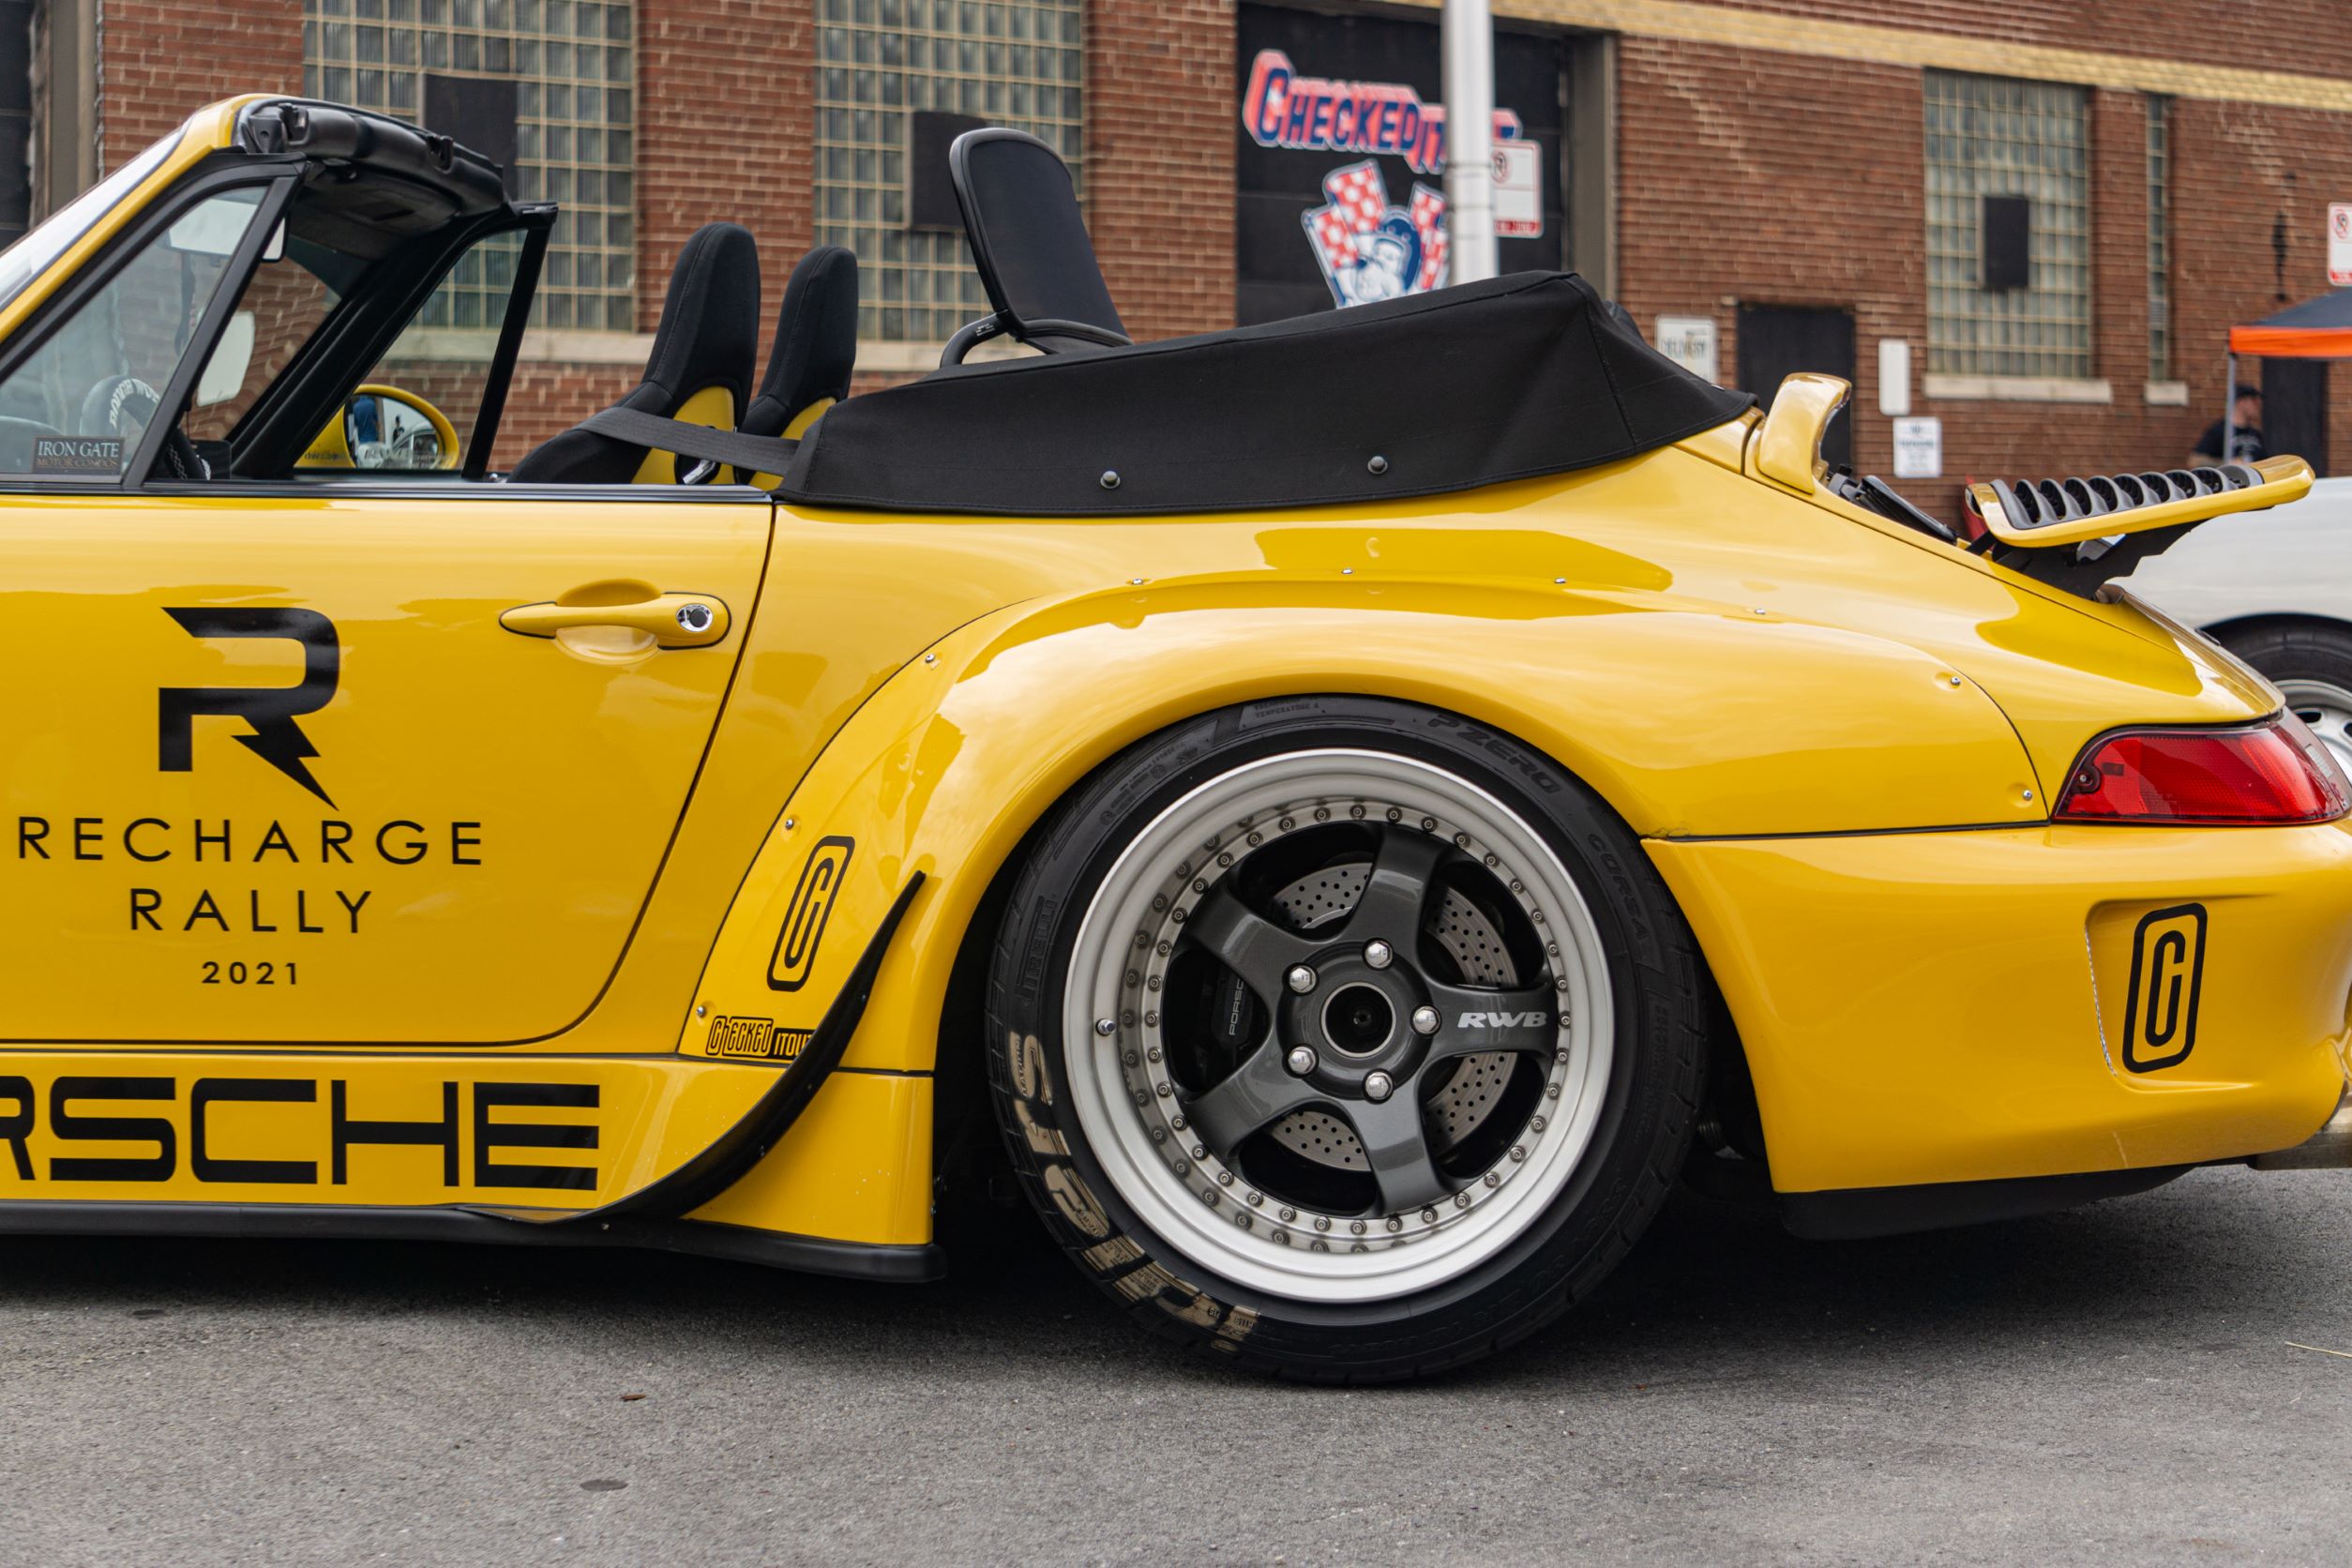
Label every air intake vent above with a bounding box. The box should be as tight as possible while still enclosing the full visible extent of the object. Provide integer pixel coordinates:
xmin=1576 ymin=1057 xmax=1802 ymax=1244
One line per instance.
xmin=1968 ymin=455 xmax=2310 ymax=551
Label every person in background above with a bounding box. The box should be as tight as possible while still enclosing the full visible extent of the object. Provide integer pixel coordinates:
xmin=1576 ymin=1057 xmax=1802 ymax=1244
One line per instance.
xmin=2192 ymin=384 xmax=2265 ymax=465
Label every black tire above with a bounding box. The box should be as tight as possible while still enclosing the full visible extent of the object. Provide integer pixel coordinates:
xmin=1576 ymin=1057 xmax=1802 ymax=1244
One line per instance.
xmin=2217 ymin=622 xmax=2352 ymax=767
xmin=981 ymin=697 xmax=1708 ymax=1381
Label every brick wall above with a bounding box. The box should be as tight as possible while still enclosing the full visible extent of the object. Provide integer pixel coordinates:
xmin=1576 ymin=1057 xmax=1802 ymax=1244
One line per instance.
xmin=1086 ymin=0 xmax=1237 ymax=339
xmin=76 ymin=0 xmax=2352 ymax=491
xmin=97 ymin=0 xmax=303 ymax=165
xmin=634 ymin=0 xmax=813 ymax=340
xmin=1613 ymin=26 xmax=2352 ymax=513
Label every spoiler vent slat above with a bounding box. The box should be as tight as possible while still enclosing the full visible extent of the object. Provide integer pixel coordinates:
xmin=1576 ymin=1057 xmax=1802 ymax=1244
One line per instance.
xmin=1967 ymin=456 xmax=2313 ymax=557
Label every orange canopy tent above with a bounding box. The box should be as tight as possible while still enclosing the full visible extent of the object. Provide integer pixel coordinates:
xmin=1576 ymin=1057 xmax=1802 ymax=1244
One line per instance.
xmin=2219 ymin=291 xmax=2352 ymax=460
xmin=2229 ymin=290 xmax=2352 ymax=358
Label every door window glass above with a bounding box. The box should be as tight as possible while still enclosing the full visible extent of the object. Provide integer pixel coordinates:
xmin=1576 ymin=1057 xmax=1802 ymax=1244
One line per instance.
xmin=297 ymin=228 xmax=532 ymax=475
xmin=0 ymin=186 xmax=264 ymax=480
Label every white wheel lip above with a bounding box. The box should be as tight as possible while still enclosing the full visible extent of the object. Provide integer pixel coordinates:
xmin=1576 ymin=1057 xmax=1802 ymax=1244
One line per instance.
xmin=1059 ymin=747 xmax=1616 ymax=1306
xmin=2276 ymin=678 xmax=2352 ymax=776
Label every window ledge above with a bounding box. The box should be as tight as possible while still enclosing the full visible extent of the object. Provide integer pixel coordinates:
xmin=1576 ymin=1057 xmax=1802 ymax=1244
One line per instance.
xmin=855 ymin=339 xmax=1036 ymax=373
xmin=2144 ymin=380 xmax=2191 ymax=407
xmin=1922 ymin=374 xmax=2113 ymax=404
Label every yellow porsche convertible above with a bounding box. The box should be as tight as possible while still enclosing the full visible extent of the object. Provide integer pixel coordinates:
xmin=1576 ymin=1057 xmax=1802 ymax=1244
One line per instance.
xmin=1 ymin=96 xmax=2348 ymax=1381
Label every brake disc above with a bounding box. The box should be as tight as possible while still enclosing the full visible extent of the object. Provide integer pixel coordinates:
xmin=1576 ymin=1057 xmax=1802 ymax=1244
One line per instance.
xmin=1265 ymin=863 xmax=1517 ymax=1168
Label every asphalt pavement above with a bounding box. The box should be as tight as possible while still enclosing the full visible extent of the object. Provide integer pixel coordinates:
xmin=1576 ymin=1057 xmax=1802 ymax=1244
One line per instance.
xmin=4 ymin=1164 xmax=2351 ymax=1566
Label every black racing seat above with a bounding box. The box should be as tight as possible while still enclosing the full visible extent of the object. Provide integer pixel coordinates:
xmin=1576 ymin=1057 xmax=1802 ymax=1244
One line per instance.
xmin=739 ymin=244 xmax=859 ymax=446
xmin=510 ymin=220 xmax=761 ymax=484
xmin=941 ymin=128 xmax=1130 ymax=367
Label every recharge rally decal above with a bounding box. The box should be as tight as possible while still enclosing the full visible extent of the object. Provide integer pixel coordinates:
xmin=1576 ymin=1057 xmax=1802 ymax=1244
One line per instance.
xmin=13 ymin=605 xmax=483 ymax=959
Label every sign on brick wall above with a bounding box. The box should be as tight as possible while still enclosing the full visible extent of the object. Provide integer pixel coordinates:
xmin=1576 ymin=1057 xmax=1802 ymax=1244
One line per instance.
xmin=1234 ymin=5 xmax=1568 ymax=324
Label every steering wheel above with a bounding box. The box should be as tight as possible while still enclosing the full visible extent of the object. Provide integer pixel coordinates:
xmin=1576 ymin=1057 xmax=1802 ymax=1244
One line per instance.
xmin=80 ymin=374 xmax=207 ymax=479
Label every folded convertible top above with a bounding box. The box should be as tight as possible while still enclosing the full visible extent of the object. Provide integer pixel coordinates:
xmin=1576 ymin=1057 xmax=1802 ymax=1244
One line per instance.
xmin=776 ymin=272 xmax=1756 ymax=516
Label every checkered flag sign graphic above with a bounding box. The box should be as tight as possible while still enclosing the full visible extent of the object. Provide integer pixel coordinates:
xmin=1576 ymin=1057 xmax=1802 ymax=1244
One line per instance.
xmin=1410 ymin=186 xmax=1449 ymax=291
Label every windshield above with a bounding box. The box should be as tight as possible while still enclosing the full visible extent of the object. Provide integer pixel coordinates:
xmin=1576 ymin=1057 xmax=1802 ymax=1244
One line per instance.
xmin=0 ymin=128 xmax=184 ymax=316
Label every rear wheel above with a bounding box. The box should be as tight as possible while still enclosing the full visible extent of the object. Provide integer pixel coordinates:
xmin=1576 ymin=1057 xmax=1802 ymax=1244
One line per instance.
xmin=2217 ymin=621 xmax=2352 ymax=776
xmin=983 ymin=698 xmax=1708 ymax=1380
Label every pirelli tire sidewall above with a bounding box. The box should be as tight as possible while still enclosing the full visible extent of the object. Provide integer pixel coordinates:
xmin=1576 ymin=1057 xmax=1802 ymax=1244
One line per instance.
xmin=983 ymin=696 xmax=1708 ymax=1380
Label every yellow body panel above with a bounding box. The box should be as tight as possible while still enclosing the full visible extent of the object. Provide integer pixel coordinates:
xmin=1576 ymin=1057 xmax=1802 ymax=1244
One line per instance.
xmin=1650 ymin=824 xmax=2352 ymax=1192
xmin=9 ymin=99 xmax=2351 ymax=1258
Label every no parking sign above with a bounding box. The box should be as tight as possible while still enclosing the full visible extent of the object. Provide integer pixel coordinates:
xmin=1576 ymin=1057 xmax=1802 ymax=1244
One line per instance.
xmin=2331 ymin=203 xmax=2352 ymax=286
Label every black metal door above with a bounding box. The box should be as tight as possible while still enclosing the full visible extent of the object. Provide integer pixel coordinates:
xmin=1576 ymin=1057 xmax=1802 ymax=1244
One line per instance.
xmin=1737 ymin=305 xmax=1855 ymax=470
xmin=2262 ymin=357 xmax=2329 ymax=476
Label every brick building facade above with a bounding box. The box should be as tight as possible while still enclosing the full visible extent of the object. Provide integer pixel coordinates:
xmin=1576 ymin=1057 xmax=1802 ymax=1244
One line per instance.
xmin=23 ymin=0 xmax=2352 ymax=502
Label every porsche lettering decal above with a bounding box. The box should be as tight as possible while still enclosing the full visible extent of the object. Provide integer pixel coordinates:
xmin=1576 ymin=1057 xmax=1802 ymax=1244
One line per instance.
xmin=0 ymin=1075 xmax=598 ymax=1191
xmin=2122 ymin=902 xmax=2207 ymax=1074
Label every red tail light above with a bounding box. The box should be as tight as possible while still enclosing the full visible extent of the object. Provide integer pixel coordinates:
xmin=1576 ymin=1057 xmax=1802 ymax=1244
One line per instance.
xmin=2054 ymin=716 xmax=2351 ymax=825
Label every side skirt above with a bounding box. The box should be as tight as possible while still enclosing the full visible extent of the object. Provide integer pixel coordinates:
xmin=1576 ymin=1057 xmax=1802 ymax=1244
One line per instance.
xmin=1778 ymin=1165 xmax=2191 ymax=1241
xmin=0 ymin=1199 xmax=944 ymax=1283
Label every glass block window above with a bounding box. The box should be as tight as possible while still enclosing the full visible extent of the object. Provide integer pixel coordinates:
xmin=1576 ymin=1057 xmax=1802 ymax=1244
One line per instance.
xmin=302 ymin=0 xmax=638 ymax=331
xmin=2148 ymin=95 xmax=2171 ymax=381
xmin=815 ymin=0 xmax=1085 ymax=342
xmin=1923 ymin=71 xmax=2092 ymax=380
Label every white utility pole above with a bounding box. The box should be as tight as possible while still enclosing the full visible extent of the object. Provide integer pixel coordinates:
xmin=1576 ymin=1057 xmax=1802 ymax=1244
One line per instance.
xmin=1441 ymin=0 xmax=1499 ymax=285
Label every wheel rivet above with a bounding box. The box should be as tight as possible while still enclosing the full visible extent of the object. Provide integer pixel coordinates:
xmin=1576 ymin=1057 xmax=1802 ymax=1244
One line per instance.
xmin=1279 ymin=1206 xmax=1297 ymax=1222
xmin=1410 ymin=1005 xmax=1440 ymax=1034
xmin=1245 ymin=1190 xmax=1262 ymax=1207
xmin=1287 ymin=1045 xmax=1318 ymax=1076
xmin=1364 ymin=1070 xmax=1395 ymax=1102
xmin=1454 ymin=1193 xmax=1471 ymax=1209
xmin=1314 ymin=1215 xmax=1332 ymax=1231
xmin=1420 ymin=1207 xmax=1439 ymax=1224
xmin=1385 ymin=1215 xmax=1404 ymax=1232
xmin=1216 ymin=1170 xmax=1233 ymax=1186
xmin=1093 ymin=1018 xmax=1115 ymax=1036
xmin=1364 ymin=939 xmax=1394 ymax=970
xmin=1351 ymin=1219 xmax=1368 ymax=1234
xmin=1510 ymin=1145 xmax=1527 ymax=1162
xmin=1485 ymin=1171 xmax=1501 ymax=1187
xmin=1286 ymin=965 xmax=1317 ymax=994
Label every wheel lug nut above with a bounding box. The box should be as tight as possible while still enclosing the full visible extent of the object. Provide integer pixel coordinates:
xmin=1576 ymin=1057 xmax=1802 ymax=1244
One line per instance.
xmin=1364 ymin=1070 xmax=1395 ymax=1102
xmin=1286 ymin=965 xmax=1318 ymax=994
xmin=1410 ymin=1005 xmax=1440 ymax=1034
xmin=1093 ymin=1018 xmax=1116 ymax=1036
xmin=1286 ymin=1045 xmax=1319 ymax=1076
xmin=1364 ymin=940 xmax=1394 ymax=970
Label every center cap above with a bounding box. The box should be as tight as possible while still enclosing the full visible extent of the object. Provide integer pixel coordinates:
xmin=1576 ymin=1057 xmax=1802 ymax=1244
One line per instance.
xmin=1321 ymin=984 xmax=1395 ymax=1056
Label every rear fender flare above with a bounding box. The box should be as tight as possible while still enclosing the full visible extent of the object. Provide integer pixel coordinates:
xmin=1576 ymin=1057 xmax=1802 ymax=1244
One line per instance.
xmin=678 ymin=576 xmax=2041 ymax=1075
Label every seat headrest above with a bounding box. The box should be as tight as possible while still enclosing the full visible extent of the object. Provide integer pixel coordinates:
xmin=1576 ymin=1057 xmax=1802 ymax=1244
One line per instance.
xmin=745 ymin=245 xmax=860 ymax=437
xmin=641 ymin=221 xmax=761 ymax=412
xmin=949 ymin=128 xmax=1126 ymax=353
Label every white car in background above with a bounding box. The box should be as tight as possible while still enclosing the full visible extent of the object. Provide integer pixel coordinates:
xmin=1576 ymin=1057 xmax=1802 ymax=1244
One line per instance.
xmin=2125 ymin=475 xmax=2352 ymax=772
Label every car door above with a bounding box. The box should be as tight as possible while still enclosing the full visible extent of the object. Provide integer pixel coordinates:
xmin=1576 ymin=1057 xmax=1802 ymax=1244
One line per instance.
xmin=0 ymin=174 xmax=773 ymax=1046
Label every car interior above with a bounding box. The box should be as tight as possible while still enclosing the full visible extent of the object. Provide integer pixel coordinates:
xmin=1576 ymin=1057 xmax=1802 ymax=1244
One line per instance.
xmin=0 ymin=106 xmax=1124 ymax=492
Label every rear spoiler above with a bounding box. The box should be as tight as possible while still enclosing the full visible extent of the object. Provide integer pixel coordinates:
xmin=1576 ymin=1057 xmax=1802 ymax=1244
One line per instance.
xmin=1967 ymin=455 xmax=2314 ymax=596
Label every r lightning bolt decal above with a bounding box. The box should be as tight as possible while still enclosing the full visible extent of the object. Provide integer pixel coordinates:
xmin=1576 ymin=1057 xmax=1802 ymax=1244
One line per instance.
xmin=767 ymin=836 xmax=854 ymax=991
xmin=158 ymin=608 xmax=340 ymax=806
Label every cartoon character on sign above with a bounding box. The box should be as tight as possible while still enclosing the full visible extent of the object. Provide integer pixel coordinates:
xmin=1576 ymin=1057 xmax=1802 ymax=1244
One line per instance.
xmin=1303 ymin=160 xmax=1449 ymax=308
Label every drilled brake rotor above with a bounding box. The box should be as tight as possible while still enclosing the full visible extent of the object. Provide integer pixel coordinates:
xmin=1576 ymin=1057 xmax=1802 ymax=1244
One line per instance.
xmin=1264 ymin=863 xmax=1516 ymax=1169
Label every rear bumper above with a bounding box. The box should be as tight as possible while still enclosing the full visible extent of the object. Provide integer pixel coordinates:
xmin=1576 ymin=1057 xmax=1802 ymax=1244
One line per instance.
xmin=1649 ymin=822 xmax=2352 ymax=1194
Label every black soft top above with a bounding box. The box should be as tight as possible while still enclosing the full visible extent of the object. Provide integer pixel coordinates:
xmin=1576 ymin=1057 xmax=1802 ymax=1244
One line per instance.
xmin=776 ymin=272 xmax=1754 ymax=516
